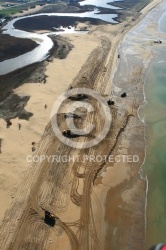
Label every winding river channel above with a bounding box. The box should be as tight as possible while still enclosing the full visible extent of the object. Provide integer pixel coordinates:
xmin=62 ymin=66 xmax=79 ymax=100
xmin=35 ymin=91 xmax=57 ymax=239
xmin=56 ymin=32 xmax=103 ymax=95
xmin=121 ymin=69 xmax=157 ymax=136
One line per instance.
xmin=0 ymin=0 xmax=121 ymax=75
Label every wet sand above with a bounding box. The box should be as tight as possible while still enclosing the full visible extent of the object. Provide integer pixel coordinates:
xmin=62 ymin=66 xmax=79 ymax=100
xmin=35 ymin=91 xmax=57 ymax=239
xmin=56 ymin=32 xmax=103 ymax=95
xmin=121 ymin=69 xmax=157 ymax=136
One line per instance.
xmin=113 ymin=0 xmax=166 ymax=247
xmin=124 ymin=0 xmax=166 ymax=247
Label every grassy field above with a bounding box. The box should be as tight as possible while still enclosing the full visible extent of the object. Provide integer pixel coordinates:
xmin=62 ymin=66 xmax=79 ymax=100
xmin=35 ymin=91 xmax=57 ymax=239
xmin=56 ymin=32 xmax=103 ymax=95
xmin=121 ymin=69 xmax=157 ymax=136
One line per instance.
xmin=111 ymin=0 xmax=152 ymax=11
xmin=133 ymin=0 xmax=153 ymax=11
xmin=0 ymin=7 xmax=22 ymax=16
xmin=0 ymin=0 xmax=153 ymax=19
xmin=0 ymin=1 xmax=45 ymax=17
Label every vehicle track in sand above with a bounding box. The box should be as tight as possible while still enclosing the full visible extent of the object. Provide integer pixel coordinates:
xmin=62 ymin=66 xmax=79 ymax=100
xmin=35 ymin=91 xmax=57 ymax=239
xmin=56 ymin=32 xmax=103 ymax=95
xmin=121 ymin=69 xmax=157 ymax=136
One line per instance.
xmin=0 ymin=34 xmax=126 ymax=249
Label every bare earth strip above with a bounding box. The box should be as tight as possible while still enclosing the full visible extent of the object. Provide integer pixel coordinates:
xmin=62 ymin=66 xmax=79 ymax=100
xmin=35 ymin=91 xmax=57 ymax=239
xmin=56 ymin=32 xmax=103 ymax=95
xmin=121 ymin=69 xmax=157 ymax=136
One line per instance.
xmin=0 ymin=0 xmax=164 ymax=249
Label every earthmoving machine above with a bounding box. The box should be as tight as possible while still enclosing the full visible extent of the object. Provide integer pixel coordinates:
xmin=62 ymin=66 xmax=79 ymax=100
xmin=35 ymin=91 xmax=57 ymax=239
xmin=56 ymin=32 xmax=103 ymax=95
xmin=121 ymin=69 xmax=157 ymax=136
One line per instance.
xmin=44 ymin=210 xmax=56 ymax=227
xmin=121 ymin=92 xmax=127 ymax=98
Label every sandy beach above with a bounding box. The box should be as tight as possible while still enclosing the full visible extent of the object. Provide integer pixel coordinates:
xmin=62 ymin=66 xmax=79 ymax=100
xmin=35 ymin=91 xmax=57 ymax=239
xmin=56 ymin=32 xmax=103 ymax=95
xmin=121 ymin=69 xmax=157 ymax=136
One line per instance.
xmin=0 ymin=0 xmax=165 ymax=249
xmin=0 ymin=33 xmax=100 ymax=220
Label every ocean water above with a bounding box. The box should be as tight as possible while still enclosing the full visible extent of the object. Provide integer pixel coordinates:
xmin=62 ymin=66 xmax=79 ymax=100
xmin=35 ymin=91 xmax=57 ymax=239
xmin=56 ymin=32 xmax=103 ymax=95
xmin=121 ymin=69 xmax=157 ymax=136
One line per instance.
xmin=142 ymin=59 xmax=166 ymax=247
xmin=159 ymin=11 xmax=166 ymax=33
xmin=140 ymin=43 xmax=166 ymax=247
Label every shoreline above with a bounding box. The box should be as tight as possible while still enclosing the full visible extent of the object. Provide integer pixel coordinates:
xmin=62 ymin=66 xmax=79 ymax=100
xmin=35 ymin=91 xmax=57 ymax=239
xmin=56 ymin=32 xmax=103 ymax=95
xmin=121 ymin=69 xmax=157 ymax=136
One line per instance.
xmin=0 ymin=0 xmax=164 ymax=249
xmin=139 ymin=2 xmax=166 ymax=246
xmin=116 ymin=0 xmax=166 ymax=247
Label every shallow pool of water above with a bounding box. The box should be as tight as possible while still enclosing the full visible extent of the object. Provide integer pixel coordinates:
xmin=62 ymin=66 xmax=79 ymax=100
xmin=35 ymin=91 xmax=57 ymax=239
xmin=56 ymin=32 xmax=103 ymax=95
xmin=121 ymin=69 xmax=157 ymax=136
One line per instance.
xmin=79 ymin=0 xmax=122 ymax=9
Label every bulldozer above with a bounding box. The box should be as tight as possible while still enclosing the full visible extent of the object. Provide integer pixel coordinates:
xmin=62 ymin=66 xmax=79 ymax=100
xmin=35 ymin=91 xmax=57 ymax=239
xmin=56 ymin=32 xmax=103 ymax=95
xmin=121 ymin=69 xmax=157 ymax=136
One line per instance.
xmin=44 ymin=210 xmax=56 ymax=227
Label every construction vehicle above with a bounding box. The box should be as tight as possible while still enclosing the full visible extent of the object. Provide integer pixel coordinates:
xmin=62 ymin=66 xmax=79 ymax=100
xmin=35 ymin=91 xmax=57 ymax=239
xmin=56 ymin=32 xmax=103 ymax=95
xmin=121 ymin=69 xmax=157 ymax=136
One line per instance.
xmin=64 ymin=113 xmax=80 ymax=119
xmin=121 ymin=92 xmax=127 ymax=98
xmin=107 ymin=99 xmax=115 ymax=105
xmin=62 ymin=130 xmax=71 ymax=137
xmin=153 ymin=40 xmax=162 ymax=44
xmin=44 ymin=210 xmax=56 ymax=227
xmin=68 ymin=93 xmax=88 ymax=101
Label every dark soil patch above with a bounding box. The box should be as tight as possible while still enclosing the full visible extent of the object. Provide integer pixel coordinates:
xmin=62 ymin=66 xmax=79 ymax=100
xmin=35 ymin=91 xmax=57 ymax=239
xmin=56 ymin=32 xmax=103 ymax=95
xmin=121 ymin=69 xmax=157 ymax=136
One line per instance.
xmin=0 ymin=36 xmax=73 ymax=120
xmin=0 ymin=34 xmax=38 ymax=62
xmin=14 ymin=15 xmax=107 ymax=32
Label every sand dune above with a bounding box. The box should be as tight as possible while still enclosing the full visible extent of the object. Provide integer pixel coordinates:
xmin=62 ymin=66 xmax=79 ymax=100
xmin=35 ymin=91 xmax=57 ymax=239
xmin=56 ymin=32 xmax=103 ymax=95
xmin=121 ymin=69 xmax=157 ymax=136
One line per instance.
xmin=0 ymin=33 xmax=99 ymax=222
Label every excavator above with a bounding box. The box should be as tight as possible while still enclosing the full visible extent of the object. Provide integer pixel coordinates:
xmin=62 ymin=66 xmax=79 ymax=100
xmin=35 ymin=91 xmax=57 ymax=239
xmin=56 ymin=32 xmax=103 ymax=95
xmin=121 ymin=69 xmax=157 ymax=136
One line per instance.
xmin=44 ymin=210 xmax=56 ymax=227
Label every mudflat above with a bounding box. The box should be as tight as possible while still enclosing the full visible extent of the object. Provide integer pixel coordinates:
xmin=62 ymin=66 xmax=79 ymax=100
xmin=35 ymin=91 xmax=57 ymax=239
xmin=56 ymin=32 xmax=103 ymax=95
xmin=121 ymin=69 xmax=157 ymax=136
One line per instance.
xmin=0 ymin=34 xmax=38 ymax=62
